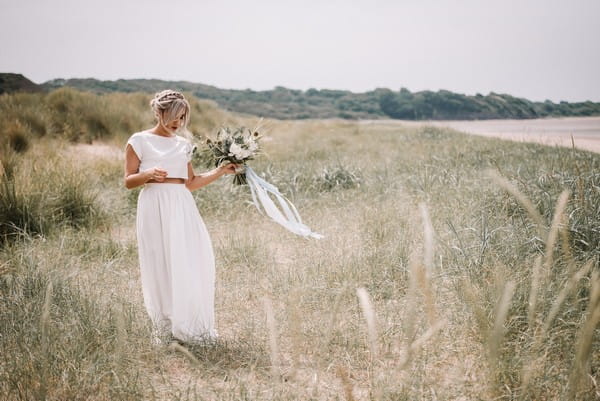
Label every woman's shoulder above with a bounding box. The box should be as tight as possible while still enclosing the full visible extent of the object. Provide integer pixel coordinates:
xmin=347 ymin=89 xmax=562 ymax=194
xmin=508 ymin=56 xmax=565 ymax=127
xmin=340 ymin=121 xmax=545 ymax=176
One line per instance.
xmin=174 ymin=132 xmax=195 ymax=142
xmin=129 ymin=131 xmax=151 ymax=140
xmin=174 ymin=134 xmax=196 ymax=150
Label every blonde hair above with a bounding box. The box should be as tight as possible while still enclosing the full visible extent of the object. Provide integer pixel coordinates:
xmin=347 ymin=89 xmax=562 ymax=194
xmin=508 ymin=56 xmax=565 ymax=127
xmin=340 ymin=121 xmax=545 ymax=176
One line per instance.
xmin=150 ymin=90 xmax=191 ymax=137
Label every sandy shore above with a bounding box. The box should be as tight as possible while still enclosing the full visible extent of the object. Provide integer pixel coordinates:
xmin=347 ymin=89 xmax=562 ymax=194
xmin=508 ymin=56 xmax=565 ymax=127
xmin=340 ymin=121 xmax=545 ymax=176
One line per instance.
xmin=69 ymin=117 xmax=600 ymax=158
xmin=376 ymin=116 xmax=600 ymax=154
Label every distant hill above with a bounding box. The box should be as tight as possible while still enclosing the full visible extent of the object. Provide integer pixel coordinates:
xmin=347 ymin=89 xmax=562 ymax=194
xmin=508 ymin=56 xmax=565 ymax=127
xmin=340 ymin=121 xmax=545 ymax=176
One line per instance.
xmin=3 ymin=73 xmax=599 ymax=120
xmin=0 ymin=73 xmax=44 ymax=94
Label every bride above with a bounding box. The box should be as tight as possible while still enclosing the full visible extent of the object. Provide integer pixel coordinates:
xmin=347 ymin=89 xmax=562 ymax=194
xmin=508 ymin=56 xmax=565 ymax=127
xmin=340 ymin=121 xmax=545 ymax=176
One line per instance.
xmin=124 ymin=90 xmax=238 ymax=343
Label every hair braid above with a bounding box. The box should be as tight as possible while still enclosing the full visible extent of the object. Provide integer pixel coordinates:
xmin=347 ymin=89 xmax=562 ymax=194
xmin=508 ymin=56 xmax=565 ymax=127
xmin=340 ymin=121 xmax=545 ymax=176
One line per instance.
xmin=149 ymin=89 xmax=191 ymax=138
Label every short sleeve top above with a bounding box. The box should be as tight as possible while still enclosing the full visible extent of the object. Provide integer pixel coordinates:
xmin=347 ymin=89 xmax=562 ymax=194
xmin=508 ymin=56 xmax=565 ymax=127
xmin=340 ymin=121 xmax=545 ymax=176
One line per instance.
xmin=126 ymin=131 xmax=195 ymax=179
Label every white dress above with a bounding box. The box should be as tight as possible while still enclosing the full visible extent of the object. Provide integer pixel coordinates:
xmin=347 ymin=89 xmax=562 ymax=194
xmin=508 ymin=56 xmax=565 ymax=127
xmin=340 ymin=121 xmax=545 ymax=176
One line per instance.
xmin=127 ymin=131 xmax=217 ymax=342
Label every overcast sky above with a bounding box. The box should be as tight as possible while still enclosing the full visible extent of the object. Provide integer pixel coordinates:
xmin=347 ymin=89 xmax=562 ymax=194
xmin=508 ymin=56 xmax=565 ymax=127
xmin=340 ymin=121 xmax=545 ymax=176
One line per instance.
xmin=1 ymin=0 xmax=599 ymax=102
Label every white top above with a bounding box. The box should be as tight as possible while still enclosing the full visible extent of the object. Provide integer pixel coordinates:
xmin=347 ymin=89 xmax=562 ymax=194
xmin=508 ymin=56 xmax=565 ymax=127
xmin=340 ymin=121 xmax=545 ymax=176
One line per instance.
xmin=126 ymin=131 xmax=195 ymax=179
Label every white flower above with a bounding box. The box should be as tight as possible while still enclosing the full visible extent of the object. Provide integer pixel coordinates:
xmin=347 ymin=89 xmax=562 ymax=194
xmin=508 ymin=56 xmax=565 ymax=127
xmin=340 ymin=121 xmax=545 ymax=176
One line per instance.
xmin=238 ymin=148 xmax=252 ymax=159
xmin=229 ymin=142 xmax=242 ymax=157
xmin=229 ymin=142 xmax=253 ymax=160
xmin=247 ymin=141 xmax=258 ymax=152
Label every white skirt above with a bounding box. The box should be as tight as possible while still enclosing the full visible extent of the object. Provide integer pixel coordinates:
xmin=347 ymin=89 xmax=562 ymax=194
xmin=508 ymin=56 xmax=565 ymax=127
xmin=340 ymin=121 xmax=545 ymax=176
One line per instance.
xmin=136 ymin=183 xmax=216 ymax=342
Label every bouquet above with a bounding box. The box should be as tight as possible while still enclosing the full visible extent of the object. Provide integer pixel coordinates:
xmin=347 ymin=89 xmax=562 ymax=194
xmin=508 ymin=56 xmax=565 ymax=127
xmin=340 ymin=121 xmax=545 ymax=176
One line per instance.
xmin=203 ymin=126 xmax=261 ymax=185
xmin=199 ymin=124 xmax=323 ymax=239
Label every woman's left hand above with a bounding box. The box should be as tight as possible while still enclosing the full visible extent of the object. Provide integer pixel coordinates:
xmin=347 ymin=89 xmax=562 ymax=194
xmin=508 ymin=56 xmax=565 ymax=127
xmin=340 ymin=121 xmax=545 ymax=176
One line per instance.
xmin=219 ymin=163 xmax=241 ymax=175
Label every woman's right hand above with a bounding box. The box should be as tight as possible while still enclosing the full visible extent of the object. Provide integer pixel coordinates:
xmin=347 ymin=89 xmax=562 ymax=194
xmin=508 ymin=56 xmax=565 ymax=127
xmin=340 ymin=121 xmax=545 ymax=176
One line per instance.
xmin=145 ymin=167 xmax=168 ymax=182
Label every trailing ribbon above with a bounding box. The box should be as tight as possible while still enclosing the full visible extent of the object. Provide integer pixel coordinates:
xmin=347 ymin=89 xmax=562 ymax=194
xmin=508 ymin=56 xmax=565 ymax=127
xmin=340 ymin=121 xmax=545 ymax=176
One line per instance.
xmin=245 ymin=166 xmax=323 ymax=239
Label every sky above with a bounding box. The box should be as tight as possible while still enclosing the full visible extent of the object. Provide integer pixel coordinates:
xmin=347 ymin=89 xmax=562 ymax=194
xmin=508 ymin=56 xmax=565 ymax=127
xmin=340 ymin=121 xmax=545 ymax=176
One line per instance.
xmin=1 ymin=0 xmax=599 ymax=102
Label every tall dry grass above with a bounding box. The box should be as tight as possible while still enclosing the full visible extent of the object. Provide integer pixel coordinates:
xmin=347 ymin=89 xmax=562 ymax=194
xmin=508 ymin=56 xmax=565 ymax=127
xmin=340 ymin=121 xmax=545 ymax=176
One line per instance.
xmin=0 ymin=91 xmax=598 ymax=399
xmin=0 ymin=88 xmax=237 ymax=150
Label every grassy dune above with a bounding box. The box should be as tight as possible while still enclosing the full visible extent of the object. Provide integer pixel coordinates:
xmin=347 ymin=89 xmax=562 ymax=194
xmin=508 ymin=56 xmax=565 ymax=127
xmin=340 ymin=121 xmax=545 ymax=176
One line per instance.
xmin=1 ymin=90 xmax=599 ymax=400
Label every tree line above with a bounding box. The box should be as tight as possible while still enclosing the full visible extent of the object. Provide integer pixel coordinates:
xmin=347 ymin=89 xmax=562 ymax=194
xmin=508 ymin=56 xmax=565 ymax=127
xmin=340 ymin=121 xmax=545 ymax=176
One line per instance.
xmin=4 ymin=74 xmax=598 ymax=120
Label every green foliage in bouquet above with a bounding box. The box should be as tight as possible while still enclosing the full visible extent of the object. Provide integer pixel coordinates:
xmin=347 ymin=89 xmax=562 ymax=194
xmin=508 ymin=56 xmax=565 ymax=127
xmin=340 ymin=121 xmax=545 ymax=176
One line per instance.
xmin=200 ymin=126 xmax=261 ymax=185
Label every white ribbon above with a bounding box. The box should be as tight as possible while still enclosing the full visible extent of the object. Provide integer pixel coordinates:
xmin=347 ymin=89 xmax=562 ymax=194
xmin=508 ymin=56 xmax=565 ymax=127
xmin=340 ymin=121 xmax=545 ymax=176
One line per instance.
xmin=245 ymin=166 xmax=323 ymax=239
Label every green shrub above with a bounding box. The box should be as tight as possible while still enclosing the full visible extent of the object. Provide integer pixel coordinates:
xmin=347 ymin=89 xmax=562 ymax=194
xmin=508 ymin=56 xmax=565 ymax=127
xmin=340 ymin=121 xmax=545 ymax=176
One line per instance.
xmin=0 ymin=179 xmax=46 ymax=243
xmin=0 ymin=159 xmax=105 ymax=245
xmin=53 ymin=173 xmax=104 ymax=229
xmin=315 ymin=165 xmax=362 ymax=191
xmin=8 ymin=131 xmax=29 ymax=153
xmin=1 ymin=121 xmax=31 ymax=154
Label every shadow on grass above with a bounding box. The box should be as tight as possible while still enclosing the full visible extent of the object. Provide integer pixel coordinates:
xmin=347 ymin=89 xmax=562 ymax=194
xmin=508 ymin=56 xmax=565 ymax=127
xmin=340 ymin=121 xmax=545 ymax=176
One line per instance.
xmin=169 ymin=338 xmax=270 ymax=375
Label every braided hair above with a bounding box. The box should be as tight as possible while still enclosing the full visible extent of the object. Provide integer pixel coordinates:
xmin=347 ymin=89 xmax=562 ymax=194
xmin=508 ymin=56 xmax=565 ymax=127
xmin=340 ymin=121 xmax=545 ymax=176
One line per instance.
xmin=150 ymin=90 xmax=191 ymax=137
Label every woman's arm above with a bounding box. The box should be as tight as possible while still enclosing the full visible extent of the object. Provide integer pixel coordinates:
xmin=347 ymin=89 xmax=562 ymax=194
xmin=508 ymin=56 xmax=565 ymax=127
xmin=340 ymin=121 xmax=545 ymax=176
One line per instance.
xmin=185 ymin=163 xmax=237 ymax=191
xmin=123 ymin=144 xmax=167 ymax=189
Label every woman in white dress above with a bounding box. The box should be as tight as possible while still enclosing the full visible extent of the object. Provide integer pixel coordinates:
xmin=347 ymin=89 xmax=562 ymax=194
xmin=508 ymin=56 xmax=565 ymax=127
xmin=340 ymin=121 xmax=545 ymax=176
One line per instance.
xmin=124 ymin=90 xmax=237 ymax=343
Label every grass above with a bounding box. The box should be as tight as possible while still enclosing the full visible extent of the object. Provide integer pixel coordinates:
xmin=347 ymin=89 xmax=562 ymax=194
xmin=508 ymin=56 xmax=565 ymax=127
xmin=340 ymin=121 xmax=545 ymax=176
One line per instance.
xmin=0 ymin=259 xmax=148 ymax=400
xmin=0 ymin=90 xmax=598 ymax=400
xmin=0 ymin=145 xmax=105 ymax=244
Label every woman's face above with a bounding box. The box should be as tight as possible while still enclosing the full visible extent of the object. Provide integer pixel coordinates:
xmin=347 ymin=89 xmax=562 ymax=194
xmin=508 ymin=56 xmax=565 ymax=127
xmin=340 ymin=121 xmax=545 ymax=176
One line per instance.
xmin=161 ymin=109 xmax=186 ymax=133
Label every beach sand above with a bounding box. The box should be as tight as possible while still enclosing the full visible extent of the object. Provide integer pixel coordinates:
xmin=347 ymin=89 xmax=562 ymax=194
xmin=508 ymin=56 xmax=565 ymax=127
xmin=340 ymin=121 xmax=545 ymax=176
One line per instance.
xmin=377 ymin=116 xmax=600 ymax=154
